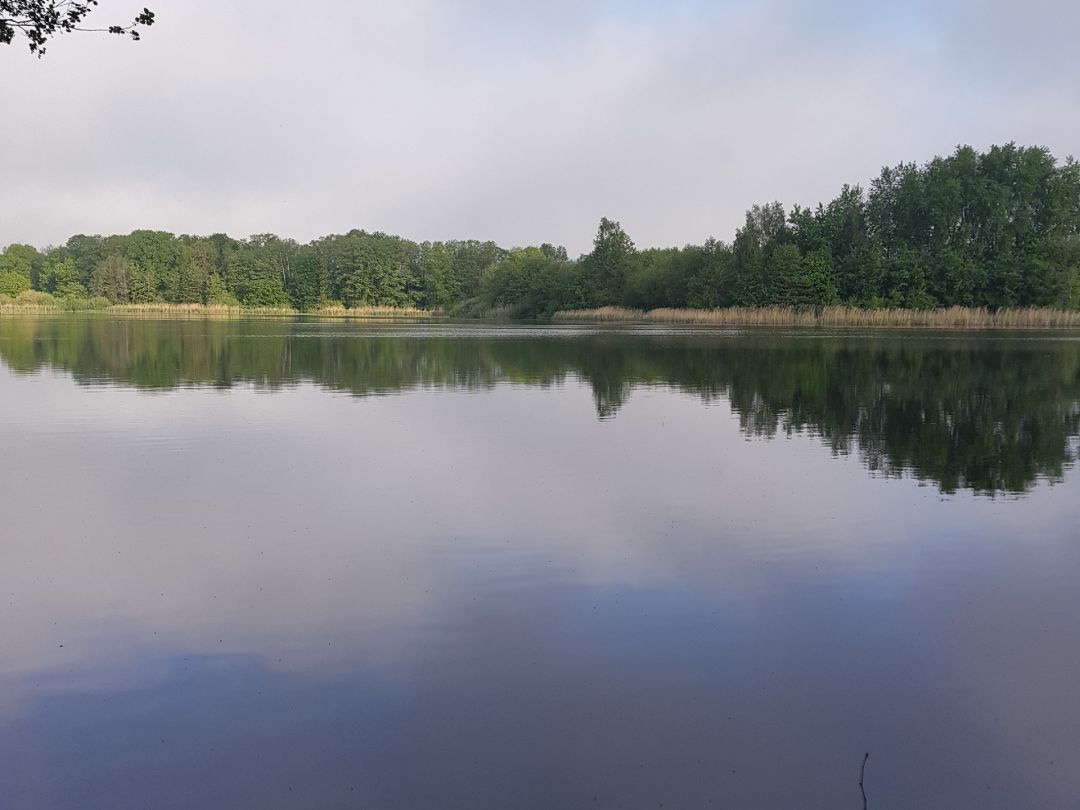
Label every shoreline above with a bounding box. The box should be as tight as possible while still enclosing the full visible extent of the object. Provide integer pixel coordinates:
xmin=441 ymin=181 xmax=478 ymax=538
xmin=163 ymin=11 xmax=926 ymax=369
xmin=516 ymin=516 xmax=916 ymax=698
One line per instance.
xmin=0 ymin=301 xmax=437 ymax=319
xmin=3 ymin=300 xmax=1080 ymax=330
xmin=551 ymin=305 xmax=1080 ymax=330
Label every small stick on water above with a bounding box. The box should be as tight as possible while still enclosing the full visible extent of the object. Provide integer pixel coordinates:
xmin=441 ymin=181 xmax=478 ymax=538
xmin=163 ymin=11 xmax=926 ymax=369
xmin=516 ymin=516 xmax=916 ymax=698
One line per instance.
xmin=859 ymin=752 xmax=870 ymax=810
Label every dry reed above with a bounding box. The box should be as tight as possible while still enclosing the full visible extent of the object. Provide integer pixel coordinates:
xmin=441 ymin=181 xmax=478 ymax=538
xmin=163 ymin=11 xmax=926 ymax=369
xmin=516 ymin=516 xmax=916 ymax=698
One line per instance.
xmin=312 ymin=304 xmax=434 ymax=318
xmin=0 ymin=302 xmax=62 ymax=315
xmin=0 ymin=298 xmax=436 ymax=319
xmin=111 ymin=303 xmax=297 ymax=316
xmin=553 ymin=305 xmax=1080 ymax=329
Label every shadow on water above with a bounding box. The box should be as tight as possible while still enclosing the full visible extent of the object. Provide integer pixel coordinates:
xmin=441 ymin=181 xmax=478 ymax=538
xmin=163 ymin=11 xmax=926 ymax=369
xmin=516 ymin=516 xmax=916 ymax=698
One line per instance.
xmin=2 ymin=316 xmax=1078 ymax=494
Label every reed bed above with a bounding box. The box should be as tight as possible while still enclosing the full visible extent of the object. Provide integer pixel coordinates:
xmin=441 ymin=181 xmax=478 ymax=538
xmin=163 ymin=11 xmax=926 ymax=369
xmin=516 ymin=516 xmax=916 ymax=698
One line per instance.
xmin=1 ymin=292 xmax=111 ymax=314
xmin=553 ymin=305 xmax=1080 ymax=329
xmin=312 ymin=304 xmax=434 ymax=318
xmin=110 ymin=303 xmax=296 ymax=317
xmin=1 ymin=302 xmax=61 ymax=315
xmin=0 ymin=296 xmax=436 ymax=319
xmin=468 ymin=304 xmax=516 ymax=321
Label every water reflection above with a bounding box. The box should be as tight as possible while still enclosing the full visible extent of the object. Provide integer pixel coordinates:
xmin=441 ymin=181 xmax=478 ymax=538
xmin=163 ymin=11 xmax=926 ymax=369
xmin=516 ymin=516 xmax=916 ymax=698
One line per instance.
xmin=1 ymin=318 xmax=1079 ymax=809
xmin=1 ymin=316 xmax=1078 ymax=494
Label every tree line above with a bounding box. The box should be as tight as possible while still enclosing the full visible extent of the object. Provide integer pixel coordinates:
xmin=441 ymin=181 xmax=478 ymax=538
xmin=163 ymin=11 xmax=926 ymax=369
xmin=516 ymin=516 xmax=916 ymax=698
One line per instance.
xmin=2 ymin=143 xmax=1078 ymax=317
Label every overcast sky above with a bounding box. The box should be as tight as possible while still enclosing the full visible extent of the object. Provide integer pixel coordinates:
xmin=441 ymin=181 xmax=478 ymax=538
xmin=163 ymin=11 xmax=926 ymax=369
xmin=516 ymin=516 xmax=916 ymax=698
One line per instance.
xmin=2 ymin=0 xmax=1077 ymax=256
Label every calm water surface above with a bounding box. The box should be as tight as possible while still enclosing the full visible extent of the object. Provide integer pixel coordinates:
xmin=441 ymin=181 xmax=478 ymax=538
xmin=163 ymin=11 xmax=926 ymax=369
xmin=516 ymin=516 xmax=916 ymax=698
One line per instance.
xmin=1 ymin=317 xmax=1079 ymax=809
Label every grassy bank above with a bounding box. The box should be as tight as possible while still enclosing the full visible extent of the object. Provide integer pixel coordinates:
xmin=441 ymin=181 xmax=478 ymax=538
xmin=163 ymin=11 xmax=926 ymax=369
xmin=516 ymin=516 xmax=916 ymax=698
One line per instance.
xmin=6 ymin=294 xmax=1078 ymax=329
xmin=553 ymin=305 xmax=1080 ymax=329
xmin=0 ymin=294 xmax=435 ymax=319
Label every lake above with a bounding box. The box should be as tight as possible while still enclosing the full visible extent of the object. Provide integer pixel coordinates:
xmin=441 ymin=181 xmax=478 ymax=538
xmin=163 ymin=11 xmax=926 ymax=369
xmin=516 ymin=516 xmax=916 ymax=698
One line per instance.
xmin=1 ymin=316 xmax=1078 ymax=809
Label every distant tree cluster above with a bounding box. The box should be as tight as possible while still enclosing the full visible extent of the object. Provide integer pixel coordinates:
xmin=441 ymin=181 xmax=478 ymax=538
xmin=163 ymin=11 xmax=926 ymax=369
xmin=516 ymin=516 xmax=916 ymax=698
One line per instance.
xmin=3 ymin=143 xmax=1078 ymax=316
xmin=0 ymin=230 xmax=508 ymax=312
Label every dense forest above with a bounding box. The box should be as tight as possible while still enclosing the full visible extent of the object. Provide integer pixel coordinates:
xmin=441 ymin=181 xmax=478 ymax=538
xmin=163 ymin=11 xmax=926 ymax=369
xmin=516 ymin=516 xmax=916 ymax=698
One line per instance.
xmin=2 ymin=317 xmax=1077 ymax=494
xmin=2 ymin=143 xmax=1078 ymax=317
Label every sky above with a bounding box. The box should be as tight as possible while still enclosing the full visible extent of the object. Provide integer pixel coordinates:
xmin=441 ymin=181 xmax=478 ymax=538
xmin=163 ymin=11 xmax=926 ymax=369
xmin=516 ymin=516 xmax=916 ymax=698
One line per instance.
xmin=2 ymin=0 xmax=1078 ymax=256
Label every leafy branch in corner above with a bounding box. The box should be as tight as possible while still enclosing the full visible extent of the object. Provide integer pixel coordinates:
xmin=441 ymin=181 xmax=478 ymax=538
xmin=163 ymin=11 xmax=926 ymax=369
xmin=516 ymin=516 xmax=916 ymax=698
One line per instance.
xmin=0 ymin=1 xmax=154 ymax=56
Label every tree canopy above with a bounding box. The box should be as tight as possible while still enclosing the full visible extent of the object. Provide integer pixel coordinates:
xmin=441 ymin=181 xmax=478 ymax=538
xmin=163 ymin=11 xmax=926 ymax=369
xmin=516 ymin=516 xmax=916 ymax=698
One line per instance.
xmin=2 ymin=144 xmax=1078 ymax=316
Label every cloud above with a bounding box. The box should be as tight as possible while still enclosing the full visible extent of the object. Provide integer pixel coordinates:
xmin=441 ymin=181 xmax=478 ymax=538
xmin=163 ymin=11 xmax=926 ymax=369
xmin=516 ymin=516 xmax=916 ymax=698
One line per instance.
xmin=1 ymin=0 xmax=1077 ymax=254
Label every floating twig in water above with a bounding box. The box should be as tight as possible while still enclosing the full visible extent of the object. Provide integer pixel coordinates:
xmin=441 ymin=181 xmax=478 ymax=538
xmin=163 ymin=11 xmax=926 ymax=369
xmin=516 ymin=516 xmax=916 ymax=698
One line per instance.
xmin=859 ymin=752 xmax=870 ymax=809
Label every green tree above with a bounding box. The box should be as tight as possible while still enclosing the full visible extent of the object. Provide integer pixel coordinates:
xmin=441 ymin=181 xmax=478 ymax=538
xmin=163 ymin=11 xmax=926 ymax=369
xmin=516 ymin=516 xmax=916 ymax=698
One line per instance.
xmin=90 ymin=254 xmax=131 ymax=303
xmin=767 ymin=243 xmax=803 ymax=306
xmin=224 ymin=242 xmax=289 ymax=307
xmin=798 ymin=249 xmax=838 ymax=306
xmin=174 ymin=240 xmax=214 ymax=303
xmin=0 ymin=243 xmax=37 ymax=296
xmin=0 ymin=243 xmax=37 ymax=278
xmin=732 ymin=203 xmax=787 ymax=306
xmin=64 ymin=234 xmax=104 ymax=289
xmin=480 ymin=247 xmax=579 ymax=318
xmin=286 ymin=248 xmax=325 ymax=311
xmin=447 ymin=240 xmax=505 ymax=299
xmin=625 ymin=247 xmax=705 ymax=311
xmin=582 ymin=217 xmax=635 ymax=307
xmin=685 ymin=240 xmax=735 ymax=308
xmin=0 ymin=141 xmax=1076 ymax=316
xmin=42 ymin=258 xmax=86 ymax=298
xmin=320 ymin=230 xmax=415 ymax=307
xmin=124 ymin=230 xmax=178 ymax=303
xmin=0 ymin=270 xmax=30 ymax=297
xmin=415 ymin=242 xmax=460 ymax=308
xmin=205 ymin=273 xmax=238 ymax=306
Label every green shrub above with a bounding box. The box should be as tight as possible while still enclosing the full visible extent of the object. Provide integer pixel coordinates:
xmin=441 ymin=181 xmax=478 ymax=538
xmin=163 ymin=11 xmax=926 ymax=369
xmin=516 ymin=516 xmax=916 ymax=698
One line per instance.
xmin=16 ymin=290 xmax=57 ymax=305
xmin=206 ymin=274 xmax=240 ymax=306
xmin=0 ymin=271 xmax=31 ymax=297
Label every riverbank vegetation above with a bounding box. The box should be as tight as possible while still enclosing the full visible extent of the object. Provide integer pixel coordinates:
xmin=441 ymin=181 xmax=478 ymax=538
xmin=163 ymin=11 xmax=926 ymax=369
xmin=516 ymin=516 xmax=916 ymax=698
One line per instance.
xmin=2 ymin=143 xmax=1077 ymax=320
xmin=554 ymin=305 xmax=1080 ymax=329
xmin=0 ymin=291 xmax=432 ymax=318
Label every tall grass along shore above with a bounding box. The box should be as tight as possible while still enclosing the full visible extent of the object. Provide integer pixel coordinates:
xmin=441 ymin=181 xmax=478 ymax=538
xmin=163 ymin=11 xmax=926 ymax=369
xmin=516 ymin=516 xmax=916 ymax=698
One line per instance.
xmin=0 ymin=292 xmax=435 ymax=319
xmin=5 ymin=291 xmax=1079 ymax=329
xmin=553 ymin=306 xmax=1080 ymax=329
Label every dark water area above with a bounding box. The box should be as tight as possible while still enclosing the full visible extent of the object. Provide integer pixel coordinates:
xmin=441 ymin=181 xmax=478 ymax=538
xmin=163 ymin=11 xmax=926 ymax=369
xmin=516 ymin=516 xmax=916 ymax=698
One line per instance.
xmin=1 ymin=316 xmax=1079 ymax=809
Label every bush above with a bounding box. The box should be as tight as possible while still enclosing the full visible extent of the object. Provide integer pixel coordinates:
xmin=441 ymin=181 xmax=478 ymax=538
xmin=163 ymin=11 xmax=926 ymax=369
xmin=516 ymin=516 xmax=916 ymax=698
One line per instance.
xmin=0 ymin=271 xmax=31 ymax=297
xmin=206 ymin=274 xmax=240 ymax=306
xmin=238 ymin=277 xmax=290 ymax=308
xmin=16 ymin=290 xmax=57 ymax=305
xmin=63 ymin=296 xmax=112 ymax=311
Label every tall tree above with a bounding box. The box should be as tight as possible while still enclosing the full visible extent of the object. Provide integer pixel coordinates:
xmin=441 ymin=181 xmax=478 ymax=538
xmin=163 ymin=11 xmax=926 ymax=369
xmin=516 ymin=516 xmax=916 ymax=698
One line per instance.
xmin=90 ymin=254 xmax=130 ymax=302
xmin=0 ymin=243 xmax=38 ymax=296
xmin=42 ymin=257 xmax=85 ymax=298
xmin=582 ymin=217 xmax=635 ymax=307
xmin=124 ymin=230 xmax=178 ymax=303
xmin=415 ymin=242 xmax=459 ymax=309
xmin=732 ymin=203 xmax=787 ymax=306
xmin=448 ymin=240 xmax=505 ymax=300
xmin=286 ymin=247 xmax=325 ymax=311
xmin=64 ymin=234 xmax=104 ymax=289
xmin=224 ymin=240 xmax=289 ymax=307
xmin=175 ymin=240 xmax=214 ymax=303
